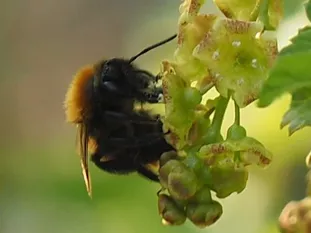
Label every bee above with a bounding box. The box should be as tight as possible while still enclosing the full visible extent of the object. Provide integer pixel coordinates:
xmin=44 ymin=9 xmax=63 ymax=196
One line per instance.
xmin=64 ymin=34 xmax=177 ymax=197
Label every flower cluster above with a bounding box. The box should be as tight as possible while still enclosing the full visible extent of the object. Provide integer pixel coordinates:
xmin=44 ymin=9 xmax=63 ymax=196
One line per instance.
xmin=157 ymin=0 xmax=282 ymax=228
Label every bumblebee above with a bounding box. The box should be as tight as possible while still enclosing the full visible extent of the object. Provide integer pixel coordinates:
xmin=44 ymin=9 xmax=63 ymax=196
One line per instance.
xmin=64 ymin=34 xmax=177 ymax=196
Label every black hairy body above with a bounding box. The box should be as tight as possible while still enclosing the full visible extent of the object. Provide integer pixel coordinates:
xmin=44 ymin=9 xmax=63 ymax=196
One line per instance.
xmin=86 ymin=58 xmax=173 ymax=180
xmin=64 ymin=34 xmax=177 ymax=196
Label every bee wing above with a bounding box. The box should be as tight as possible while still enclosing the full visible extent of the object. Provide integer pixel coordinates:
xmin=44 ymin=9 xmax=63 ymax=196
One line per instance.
xmin=77 ymin=124 xmax=92 ymax=198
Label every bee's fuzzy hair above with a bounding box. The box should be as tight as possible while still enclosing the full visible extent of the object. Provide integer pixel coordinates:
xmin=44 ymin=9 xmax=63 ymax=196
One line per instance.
xmin=64 ymin=65 xmax=94 ymax=123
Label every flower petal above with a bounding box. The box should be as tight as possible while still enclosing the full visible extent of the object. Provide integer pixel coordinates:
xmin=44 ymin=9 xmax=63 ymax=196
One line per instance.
xmin=198 ymin=136 xmax=272 ymax=168
xmin=214 ymin=0 xmax=262 ymax=21
xmin=192 ymin=18 xmax=278 ymax=107
xmin=161 ymin=61 xmax=202 ymax=149
xmin=268 ymin=0 xmax=284 ymax=29
xmin=179 ymin=0 xmax=206 ymax=24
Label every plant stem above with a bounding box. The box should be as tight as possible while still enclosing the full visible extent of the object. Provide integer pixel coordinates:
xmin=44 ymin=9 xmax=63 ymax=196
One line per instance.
xmin=233 ymin=102 xmax=242 ymax=162
xmin=258 ymin=0 xmax=274 ymax=30
xmin=211 ymin=96 xmax=230 ymax=131
xmin=249 ymin=0 xmax=262 ymax=21
xmin=205 ymin=96 xmax=230 ymax=143
xmin=234 ymin=101 xmax=240 ymax=125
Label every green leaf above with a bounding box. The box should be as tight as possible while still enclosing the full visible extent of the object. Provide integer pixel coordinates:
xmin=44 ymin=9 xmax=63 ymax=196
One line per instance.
xmin=305 ymin=0 xmax=311 ymax=22
xmin=257 ymin=23 xmax=311 ymax=134
xmin=258 ymin=2 xmax=311 ymax=106
xmin=253 ymin=1 xmax=311 ymax=135
xmin=281 ymin=87 xmax=311 ymax=135
xmin=258 ymin=52 xmax=311 ymax=107
xmin=279 ymin=26 xmax=311 ymax=55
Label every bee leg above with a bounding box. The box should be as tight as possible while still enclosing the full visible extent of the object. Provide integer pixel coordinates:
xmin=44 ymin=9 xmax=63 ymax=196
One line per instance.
xmin=136 ymin=165 xmax=159 ymax=182
xmin=132 ymin=71 xmax=163 ymax=103
xmin=139 ymin=87 xmax=163 ymax=103
xmin=155 ymin=73 xmax=162 ymax=82
xmin=104 ymin=111 xmax=161 ymax=125
xmin=92 ymin=152 xmax=159 ymax=181
xmin=133 ymin=70 xmax=157 ymax=88
xmin=91 ymin=152 xmax=136 ymax=174
xmin=107 ymin=133 xmax=166 ymax=148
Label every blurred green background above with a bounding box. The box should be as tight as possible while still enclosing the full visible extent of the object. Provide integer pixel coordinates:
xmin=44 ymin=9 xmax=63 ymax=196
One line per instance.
xmin=1 ymin=0 xmax=311 ymax=233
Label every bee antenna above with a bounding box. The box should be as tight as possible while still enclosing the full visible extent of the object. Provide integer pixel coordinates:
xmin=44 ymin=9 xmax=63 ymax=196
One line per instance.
xmin=129 ymin=34 xmax=177 ymax=63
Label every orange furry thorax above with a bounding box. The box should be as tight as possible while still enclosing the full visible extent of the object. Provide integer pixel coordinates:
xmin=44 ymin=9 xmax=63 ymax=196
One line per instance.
xmin=64 ymin=65 xmax=95 ymax=123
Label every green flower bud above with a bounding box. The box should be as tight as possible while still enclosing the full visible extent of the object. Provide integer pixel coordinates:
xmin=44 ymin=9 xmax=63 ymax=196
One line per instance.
xmin=189 ymin=186 xmax=213 ymax=204
xmin=159 ymin=160 xmax=185 ymax=189
xmin=160 ymin=151 xmax=179 ymax=167
xmin=168 ymin=164 xmax=199 ymax=200
xmin=208 ymin=167 xmax=249 ymax=198
xmin=187 ymin=111 xmax=211 ymax=146
xmin=158 ymin=194 xmax=187 ymax=226
xmin=187 ymin=201 xmax=223 ymax=228
xmin=227 ymin=124 xmax=247 ymax=140
xmin=184 ymin=87 xmax=202 ymax=107
xmin=182 ymin=152 xmax=203 ymax=174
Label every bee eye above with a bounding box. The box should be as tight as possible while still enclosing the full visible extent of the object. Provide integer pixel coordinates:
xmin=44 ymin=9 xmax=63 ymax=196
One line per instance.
xmin=102 ymin=81 xmax=118 ymax=92
xmin=101 ymin=61 xmax=119 ymax=83
xmin=101 ymin=65 xmax=111 ymax=81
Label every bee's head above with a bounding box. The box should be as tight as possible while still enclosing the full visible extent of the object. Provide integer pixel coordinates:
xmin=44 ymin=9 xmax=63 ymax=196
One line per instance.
xmin=93 ymin=58 xmax=133 ymax=95
xmin=93 ymin=58 xmax=162 ymax=105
